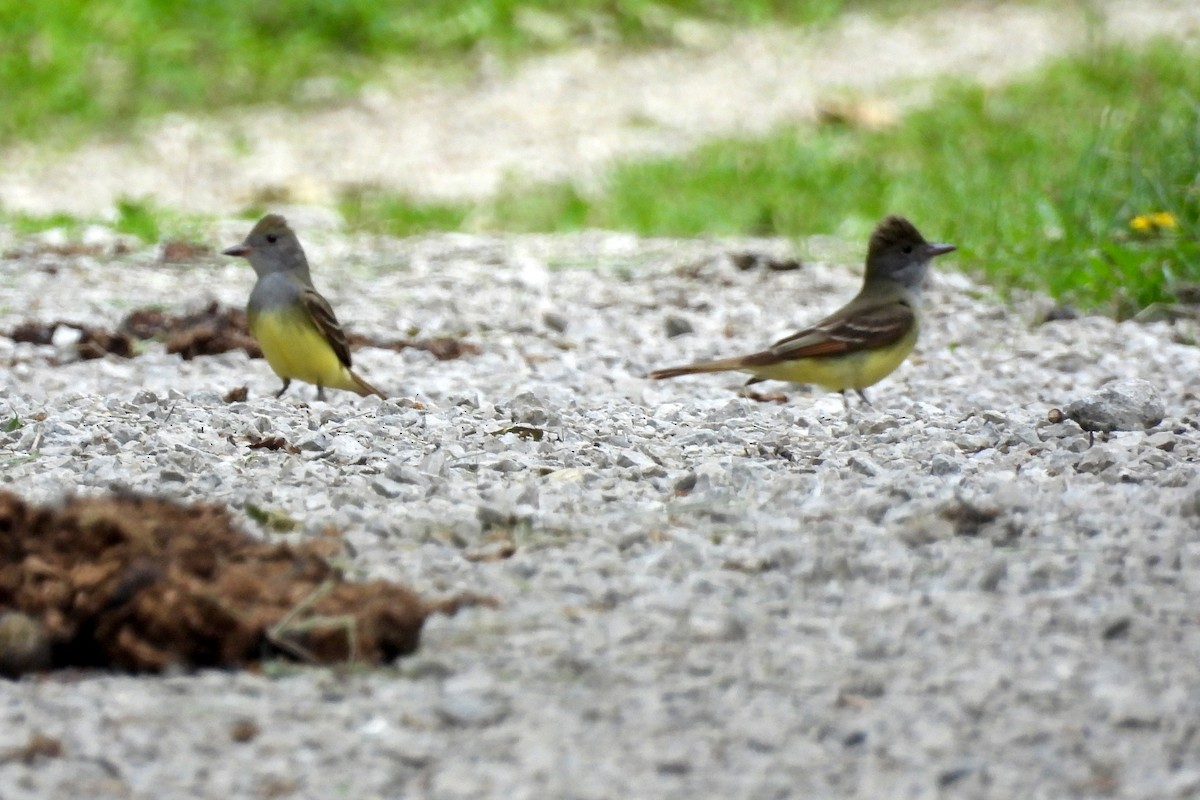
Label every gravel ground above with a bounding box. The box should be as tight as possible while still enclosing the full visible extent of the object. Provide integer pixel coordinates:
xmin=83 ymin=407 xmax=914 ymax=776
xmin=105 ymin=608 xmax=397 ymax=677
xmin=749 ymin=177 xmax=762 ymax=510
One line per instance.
xmin=1 ymin=223 xmax=1198 ymax=798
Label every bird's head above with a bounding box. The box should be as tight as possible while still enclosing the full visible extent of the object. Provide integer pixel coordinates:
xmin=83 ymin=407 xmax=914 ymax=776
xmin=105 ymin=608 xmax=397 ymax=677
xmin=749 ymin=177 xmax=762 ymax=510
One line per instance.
xmin=865 ymin=215 xmax=955 ymax=290
xmin=223 ymin=214 xmax=311 ymax=282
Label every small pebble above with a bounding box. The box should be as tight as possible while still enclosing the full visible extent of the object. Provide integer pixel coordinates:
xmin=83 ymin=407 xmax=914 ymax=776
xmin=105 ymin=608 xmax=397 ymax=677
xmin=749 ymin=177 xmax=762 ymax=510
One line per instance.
xmin=664 ymin=315 xmax=694 ymax=338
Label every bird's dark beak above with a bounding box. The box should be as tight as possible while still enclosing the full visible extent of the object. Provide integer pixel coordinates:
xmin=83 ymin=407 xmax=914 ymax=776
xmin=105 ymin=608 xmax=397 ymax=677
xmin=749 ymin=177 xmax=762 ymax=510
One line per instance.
xmin=222 ymin=244 xmax=252 ymax=257
xmin=927 ymin=243 xmax=956 ymax=257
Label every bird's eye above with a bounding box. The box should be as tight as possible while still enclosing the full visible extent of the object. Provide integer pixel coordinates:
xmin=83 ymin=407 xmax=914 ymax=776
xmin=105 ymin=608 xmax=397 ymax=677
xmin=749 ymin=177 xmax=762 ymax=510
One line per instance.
xmin=901 ymin=245 xmax=913 ymax=254
xmin=266 ymin=234 xmax=278 ymax=244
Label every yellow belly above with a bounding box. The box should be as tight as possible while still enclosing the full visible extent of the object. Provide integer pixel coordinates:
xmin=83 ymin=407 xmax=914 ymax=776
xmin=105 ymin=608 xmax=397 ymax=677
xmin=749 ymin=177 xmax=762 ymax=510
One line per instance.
xmin=749 ymin=325 xmax=918 ymax=391
xmin=249 ymin=308 xmax=356 ymax=390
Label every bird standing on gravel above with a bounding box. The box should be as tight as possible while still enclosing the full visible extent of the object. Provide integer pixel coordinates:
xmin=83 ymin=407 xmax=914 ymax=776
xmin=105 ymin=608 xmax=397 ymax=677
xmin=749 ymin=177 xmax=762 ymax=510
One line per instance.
xmin=648 ymin=215 xmax=955 ymax=406
xmin=223 ymin=215 xmax=385 ymax=401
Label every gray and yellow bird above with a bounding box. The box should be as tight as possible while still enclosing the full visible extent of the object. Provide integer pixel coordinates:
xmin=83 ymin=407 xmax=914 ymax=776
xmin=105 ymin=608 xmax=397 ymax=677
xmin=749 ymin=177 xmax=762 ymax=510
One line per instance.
xmin=649 ymin=215 xmax=955 ymax=405
xmin=224 ymin=215 xmax=385 ymax=401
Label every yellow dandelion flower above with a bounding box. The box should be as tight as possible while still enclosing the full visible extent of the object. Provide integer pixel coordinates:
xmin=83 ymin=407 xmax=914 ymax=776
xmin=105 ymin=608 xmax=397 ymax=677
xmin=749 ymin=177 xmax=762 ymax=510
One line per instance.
xmin=1130 ymin=211 xmax=1178 ymax=234
xmin=1151 ymin=211 xmax=1178 ymax=229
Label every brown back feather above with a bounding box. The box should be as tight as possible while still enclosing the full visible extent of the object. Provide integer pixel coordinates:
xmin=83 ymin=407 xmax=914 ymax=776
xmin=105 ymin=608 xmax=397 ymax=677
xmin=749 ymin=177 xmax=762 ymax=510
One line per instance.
xmin=301 ymin=289 xmax=353 ymax=368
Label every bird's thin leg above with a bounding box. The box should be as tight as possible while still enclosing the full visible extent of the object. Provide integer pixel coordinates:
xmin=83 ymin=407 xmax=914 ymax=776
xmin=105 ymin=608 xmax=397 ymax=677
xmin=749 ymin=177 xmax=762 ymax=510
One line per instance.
xmin=856 ymin=390 xmax=873 ymax=407
xmin=275 ymin=379 xmax=291 ymax=399
xmin=840 ymin=390 xmax=851 ymax=411
xmin=317 ymin=386 xmax=327 ymax=402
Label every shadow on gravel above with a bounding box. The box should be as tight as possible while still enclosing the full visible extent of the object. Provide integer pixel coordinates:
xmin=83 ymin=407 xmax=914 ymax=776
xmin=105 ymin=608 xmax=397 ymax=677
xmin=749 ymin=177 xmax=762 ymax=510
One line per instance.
xmin=3 ymin=302 xmax=480 ymax=364
xmin=0 ymin=491 xmax=493 ymax=676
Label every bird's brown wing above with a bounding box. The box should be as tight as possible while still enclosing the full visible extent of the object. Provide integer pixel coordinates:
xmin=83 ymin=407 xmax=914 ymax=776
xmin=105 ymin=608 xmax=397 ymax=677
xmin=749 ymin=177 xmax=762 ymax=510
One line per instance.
xmin=740 ymin=299 xmax=915 ymax=367
xmin=301 ymin=288 xmax=353 ymax=368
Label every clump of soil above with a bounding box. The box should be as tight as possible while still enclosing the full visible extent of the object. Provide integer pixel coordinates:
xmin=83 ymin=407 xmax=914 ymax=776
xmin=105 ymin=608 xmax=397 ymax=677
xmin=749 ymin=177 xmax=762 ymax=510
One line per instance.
xmin=347 ymin=332 xmax=481 ymax=361
xmin=158 ymin=240 xmax=213 ymax=264
xmin=119 ymin=302 xmax=261 ymax=360
xmin=9 ymin=321 xmax=135 ymax=361
xmin=0 ymin=492 xmax=490 ymax=674
xmin=5 ymin=302 xmax=478 ymax=363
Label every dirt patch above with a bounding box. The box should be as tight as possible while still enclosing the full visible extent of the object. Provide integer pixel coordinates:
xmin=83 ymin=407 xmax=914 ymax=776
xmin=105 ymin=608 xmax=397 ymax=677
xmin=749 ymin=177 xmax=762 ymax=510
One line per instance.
xmin=0 ymin=491 xmax=492 ymax=674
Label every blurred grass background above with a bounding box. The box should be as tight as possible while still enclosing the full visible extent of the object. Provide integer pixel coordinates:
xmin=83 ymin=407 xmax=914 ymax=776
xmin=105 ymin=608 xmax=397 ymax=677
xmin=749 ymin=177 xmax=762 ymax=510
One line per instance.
xmin=342 ymin=40 xmax=1199 ymax=315
xmin=0 ymin=1 xmax=1196 ymax=314
xmin=0 ymin=0 xmax=914 ymax=145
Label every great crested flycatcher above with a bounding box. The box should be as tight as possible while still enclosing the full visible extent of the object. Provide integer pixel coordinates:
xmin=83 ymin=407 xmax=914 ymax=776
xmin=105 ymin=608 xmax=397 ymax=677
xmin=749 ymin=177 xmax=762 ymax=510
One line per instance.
xmin=223 ymin=215 xmax=385 ymax=401
xmin=649 ymin=215 xmax=955 ymax=405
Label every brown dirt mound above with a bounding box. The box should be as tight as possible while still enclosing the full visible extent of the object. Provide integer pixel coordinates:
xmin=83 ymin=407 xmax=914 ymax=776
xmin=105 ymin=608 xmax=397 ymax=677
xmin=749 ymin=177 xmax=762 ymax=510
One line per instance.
xmin=0 ymin=491 xmax=490 ymax=675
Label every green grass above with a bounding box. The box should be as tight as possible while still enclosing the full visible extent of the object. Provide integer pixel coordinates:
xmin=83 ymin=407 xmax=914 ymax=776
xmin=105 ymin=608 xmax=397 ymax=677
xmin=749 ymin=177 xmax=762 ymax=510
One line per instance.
xmin=4 ymin=197 xmax=204 ymax=243
xmin=0 ymin=0 xmax=922 ymax=147
xmin=4 ymin=211 xmax=82 ymax=238
xmin=344 ymin=39 xmax=1200 ymax=314
xmin=2 ymin=3 xmax=1191 ymax=313
xmin=339 ymin=189 xmax=472 ymax=235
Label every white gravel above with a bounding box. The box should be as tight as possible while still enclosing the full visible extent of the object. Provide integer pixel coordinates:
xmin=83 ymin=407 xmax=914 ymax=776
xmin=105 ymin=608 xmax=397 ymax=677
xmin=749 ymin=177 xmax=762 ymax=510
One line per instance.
xmin=1 ymin=224 xmax=1199 ymax=798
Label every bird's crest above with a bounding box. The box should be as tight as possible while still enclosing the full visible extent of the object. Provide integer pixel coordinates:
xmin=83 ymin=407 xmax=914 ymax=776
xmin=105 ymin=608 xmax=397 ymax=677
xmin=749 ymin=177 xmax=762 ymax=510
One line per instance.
xmin=867 ymin=215 xmax=926 ymax=260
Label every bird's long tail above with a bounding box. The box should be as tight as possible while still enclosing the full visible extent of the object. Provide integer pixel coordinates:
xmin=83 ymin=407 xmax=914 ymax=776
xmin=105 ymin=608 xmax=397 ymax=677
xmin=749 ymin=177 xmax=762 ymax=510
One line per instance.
xmin=648 ymin=356 xmax=748 ymax=380
xmin=349 ymin=369 xmax=387 ymax=399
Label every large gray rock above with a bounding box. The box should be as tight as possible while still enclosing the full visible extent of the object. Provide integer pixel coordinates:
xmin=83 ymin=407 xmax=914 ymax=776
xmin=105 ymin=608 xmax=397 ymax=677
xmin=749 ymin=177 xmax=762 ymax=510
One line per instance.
xmin=1064 ymin=379 xmax=1165 ymax=432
